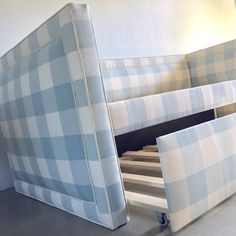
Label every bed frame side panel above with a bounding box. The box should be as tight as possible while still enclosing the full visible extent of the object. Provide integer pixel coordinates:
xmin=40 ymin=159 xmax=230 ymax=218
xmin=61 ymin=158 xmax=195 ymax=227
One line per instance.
xmin=157 ymin=112 xmax=236 ymax=232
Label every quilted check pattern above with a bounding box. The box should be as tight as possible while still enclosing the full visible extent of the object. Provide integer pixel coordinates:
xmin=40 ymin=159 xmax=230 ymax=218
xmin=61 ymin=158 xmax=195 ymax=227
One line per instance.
xmin=187 ymin=39 xmax=236 ymax=117
xmin=110 ymin=79 xmax=236 ymax=136
xmin=157 ymin=113 xmax=236 ymax=232
xmin=188 ymin=40 xmax=236 ymax=87
xmin=101 ymin=55 xmax=191 ymax=103
xmin=0 ymin=4 xmax=127 ymax=229
xmin=0 ymin=2 xmax=236 ymax=232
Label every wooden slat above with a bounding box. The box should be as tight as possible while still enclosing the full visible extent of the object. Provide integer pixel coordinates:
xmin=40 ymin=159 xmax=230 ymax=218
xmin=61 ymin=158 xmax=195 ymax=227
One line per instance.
xmin=122 ymin=151 xmax=159 ymax=161
xmin=143 ymin=145 xmax=158 ymax=152
xmin=122 ymin=173 xmax=164 ymax=189
xmin=119 ymin=160 xmax=161 ymax=171
xmin=125 ymin=191 xmax=168 ymax=213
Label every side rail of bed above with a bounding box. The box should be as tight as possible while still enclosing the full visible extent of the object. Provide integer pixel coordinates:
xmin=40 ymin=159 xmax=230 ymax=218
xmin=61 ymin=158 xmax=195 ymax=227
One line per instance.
xmin=109 ymin=76 xmax=236 ymax=230
xmin=157 ymin=112 xmax=236 ymax=232
xmin=109 ymin=79 xmax=236 ymax=136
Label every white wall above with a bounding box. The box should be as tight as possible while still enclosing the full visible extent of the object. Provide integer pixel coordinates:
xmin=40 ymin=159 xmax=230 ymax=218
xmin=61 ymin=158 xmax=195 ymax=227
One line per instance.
xmin=0 ymin=0 xmax=236 ymax=58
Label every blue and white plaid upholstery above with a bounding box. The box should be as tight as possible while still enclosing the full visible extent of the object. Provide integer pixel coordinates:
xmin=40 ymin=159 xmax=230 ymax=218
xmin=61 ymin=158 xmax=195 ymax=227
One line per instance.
xmin=188 ymin=39 xmax=236 ymax=86
xmin=0 ymin=4 xmax=127 ymax=229
xmin=0 ymin=126 xmax=12 ymax=190
xmin=157 ymin=112 xmax=236 ymax=232
xmin=187 ymin=39 xmax=236 ymax=117
xmin=100 ymin=55 xmax=191 ymax=103
xmin=110 ymin=79 xmax=236 ymax=136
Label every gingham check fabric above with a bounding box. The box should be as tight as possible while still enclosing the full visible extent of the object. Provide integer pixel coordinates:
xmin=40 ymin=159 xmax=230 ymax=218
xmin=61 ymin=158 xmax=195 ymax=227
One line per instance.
xmin=187 ymin=39 xmax=236 ymax=117
xmin=157 ymin=112 xmax=236 ymax=232
xmin=0 ymin=126 xmax=12 ymax=190
xmin=0 ymin=4 xmax=127 ymax=229
xmin=110 ymin=80 xmax=236 ymax=136
xmin=100 ymin=55 xmax=191 ymax=103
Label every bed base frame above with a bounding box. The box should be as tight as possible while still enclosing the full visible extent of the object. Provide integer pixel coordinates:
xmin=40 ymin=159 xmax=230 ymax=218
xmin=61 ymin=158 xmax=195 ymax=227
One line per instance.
xmin=120 ymin=145 xmax=170 ymax=225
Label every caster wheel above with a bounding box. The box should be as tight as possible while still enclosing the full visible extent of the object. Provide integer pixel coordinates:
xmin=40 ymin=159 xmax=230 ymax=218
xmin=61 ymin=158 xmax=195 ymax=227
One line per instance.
xmin=156 ymin=213 xmax=170 ymax=226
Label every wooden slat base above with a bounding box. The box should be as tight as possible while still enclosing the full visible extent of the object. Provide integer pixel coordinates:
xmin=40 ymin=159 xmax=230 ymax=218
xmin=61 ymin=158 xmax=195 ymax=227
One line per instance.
xmin=122 ymin=151 xmax=159 ymax=162
xmin=120 ymin=145 xmax=168 ymax=215
xmin=122 ymin=173 xmax=164 ymax=189
xmin=125 ymin=191 xmax=168 ymax=213
xmin=143 ymin=145 xmax=158 ymax=152
xmin=119 ymin=160 xmax=161 ymax=171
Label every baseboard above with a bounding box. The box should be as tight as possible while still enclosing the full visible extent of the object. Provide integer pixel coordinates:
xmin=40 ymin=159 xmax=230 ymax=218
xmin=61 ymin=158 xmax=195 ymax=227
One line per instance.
xmin=0 ymin=178 xmax=13 ymax=191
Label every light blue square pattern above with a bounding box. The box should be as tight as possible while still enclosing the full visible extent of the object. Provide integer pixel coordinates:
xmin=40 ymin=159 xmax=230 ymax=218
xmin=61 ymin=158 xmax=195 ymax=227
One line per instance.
xmin=0 ymin=4 xmax=127 ymax=230
xmin=157 ymin=113 xmax=236 ymax=232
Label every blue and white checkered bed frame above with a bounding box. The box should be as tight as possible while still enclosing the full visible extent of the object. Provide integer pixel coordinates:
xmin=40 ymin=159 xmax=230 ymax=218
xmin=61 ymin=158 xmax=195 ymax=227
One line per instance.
xmin=101 ymin=39 xmax=236 ymax=231
xmin=1 ymin=2 xmax=236 ymax=232
xmin=0 ymin=4 xmax=127 ymax=229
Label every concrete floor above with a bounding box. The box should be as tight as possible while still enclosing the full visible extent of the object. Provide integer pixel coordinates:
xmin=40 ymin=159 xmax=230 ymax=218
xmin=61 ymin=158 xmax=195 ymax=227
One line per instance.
xmin=1 ymin=188 xmax=236 ymax=236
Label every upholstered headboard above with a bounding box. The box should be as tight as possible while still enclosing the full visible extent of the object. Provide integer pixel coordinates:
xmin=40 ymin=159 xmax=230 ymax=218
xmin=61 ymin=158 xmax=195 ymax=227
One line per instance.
xmin=0 ymin=4 xmax=127 ymax=229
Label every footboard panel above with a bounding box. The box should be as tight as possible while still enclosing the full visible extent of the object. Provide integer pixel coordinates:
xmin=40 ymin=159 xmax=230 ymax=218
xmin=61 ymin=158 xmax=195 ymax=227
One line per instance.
xmin=157 ymin=113 xmax=236 ymax=232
